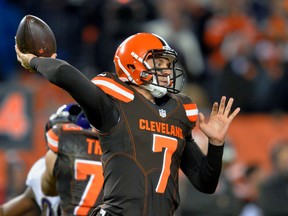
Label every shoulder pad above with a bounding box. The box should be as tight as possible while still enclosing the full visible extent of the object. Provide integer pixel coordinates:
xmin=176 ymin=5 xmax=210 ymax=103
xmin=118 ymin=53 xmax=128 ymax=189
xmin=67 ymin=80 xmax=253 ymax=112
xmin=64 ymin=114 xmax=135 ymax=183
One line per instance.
xmin=92 ymin=72 xmax=134 ymax=103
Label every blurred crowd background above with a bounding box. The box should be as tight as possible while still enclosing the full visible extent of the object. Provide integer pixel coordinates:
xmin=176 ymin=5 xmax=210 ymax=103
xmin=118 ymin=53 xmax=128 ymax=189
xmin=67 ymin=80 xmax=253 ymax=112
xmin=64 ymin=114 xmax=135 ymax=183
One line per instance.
xmin=1 ymin=0 xmax=288 ymax=215
xmin=2 ymin=0 xmax=288 ymax=112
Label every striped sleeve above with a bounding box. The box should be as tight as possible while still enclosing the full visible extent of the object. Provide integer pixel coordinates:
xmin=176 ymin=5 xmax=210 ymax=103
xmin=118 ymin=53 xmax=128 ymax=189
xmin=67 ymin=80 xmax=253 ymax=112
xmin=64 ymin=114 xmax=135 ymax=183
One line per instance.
xmin=91 ymin=76 xmax=134 ymax=103
xmin=183 ymin=103 xmax=198 ymax=122
xmin=46 ymin=129 xmax=59 ymax=153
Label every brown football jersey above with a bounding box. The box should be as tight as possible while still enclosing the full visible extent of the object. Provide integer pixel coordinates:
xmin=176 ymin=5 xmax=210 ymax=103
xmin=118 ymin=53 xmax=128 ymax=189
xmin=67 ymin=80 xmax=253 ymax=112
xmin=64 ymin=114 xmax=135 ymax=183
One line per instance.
xmin=46 ymin=123 xmax=103 ymax=215
xmin=92 ymin=73 xmax=197 ymax=216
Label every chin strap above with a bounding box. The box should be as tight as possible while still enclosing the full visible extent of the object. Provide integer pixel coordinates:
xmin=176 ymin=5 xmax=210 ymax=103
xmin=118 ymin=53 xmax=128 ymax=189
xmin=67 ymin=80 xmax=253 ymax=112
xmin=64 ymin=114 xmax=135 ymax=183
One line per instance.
xmin=142 ymin=75 xmax=167 ymax=98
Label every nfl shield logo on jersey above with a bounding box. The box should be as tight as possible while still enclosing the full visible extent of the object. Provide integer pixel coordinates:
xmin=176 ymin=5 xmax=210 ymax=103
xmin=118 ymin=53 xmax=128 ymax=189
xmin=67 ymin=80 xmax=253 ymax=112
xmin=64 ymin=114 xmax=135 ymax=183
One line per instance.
xmin=159 ymin=109 xmax=167 ymax=118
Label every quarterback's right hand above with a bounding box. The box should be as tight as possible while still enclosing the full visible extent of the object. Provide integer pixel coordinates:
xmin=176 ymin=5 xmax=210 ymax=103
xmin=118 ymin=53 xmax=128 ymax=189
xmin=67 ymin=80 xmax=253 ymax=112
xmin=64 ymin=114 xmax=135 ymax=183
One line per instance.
xmin=15 ymin=44 xmax=57 ymax=72
xmin=15 ymin=44 xmax=36 ymax=71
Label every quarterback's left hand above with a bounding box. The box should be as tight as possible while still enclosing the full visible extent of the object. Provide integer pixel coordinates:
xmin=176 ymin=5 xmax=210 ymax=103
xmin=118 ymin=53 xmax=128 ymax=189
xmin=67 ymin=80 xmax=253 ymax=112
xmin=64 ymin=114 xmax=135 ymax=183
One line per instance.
xmin=198 ymin=96 xmax=240 ymax=146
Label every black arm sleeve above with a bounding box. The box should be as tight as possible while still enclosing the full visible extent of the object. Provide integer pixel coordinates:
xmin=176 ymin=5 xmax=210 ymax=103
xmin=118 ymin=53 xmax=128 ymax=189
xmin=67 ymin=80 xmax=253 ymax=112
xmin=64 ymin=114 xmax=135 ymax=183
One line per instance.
xmin=180 ymin=134 xmax=224 ymax=194
xmin=30 ymin=57 xmax=119 ymax=131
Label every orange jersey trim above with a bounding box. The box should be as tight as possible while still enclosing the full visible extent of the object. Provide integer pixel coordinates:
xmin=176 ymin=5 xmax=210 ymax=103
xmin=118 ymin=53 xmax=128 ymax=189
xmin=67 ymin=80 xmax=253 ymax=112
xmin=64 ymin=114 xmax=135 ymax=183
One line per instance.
xmin=92 ymin=76 xmax=134 ymax=103
xmin=183 ymin=103 xmax=198 ymax=122
xmin=46 ymin=130 xmax=59 ymax=153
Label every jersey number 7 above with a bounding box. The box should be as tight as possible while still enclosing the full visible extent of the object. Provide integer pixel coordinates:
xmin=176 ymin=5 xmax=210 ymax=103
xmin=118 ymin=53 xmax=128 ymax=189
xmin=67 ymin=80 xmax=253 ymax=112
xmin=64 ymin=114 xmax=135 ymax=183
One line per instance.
xmin=74 ymin=159 xmax=104 ymax=215
xmin=152 ymin=134 xmax=177 ymax=193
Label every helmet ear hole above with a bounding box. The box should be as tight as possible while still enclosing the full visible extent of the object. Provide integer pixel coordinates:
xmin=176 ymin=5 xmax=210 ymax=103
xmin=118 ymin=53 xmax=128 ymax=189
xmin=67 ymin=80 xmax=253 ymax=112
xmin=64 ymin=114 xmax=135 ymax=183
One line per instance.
xmin=127 ymin=64 xmax=135 ymax=71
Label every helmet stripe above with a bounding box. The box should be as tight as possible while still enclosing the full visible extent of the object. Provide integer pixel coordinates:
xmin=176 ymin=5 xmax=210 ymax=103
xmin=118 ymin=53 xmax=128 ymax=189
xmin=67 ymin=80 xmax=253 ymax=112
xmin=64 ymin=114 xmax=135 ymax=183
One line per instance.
xmin=152 ymin=33 xmax=169 ymax=47
xmin=115 ymin=56 xmax=135 ymax=83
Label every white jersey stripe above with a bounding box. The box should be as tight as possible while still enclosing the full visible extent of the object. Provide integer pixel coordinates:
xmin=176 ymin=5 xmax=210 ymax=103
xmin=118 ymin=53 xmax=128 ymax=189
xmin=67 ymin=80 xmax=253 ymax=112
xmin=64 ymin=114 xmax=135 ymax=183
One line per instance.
xmin=186 ymin=109 xmax=198 ymax=116
xmin=92 ymin=79 xmax=134 ymax=100
xmin=46 ymin=133 xmax=59 ymax=149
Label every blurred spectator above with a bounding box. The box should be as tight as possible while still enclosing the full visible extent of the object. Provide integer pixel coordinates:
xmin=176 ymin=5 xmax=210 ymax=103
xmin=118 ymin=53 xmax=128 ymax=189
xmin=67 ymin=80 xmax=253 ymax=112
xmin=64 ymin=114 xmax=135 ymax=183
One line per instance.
xmin=253 ymin=39 xmax=288 ymax=112
xmin=259 ymin=0 xmax=288 ymax=112
xmin=258 ymin=140 xmax=288 ymax=215
xmin=201 ymin=0 xmax=262 ymax=112
xmin=248 ymin=0 xmax=269 ymax=25
xmin=202 ymin=0 xmax=288 ymax=113
xmin=142 ymin=0 xmax=205 ymax=81
xmin=205 ymin=49 xmax=259 ymax=112
xmin=203 ymin=0 xmax=258 ymax=73
xmin=2 ymin=0 xmax=288 ymax=112
xmin=89 ymin=0 xmax=149 ymax=73
xmin=262 ymin=0 xmax=288 ymax=42
xmin=238 ymin=164 xmax=265 ymax=216
xmin=180 ymin=0 xmax=214 ymax=61
xmin=176 ymin=141 xmax=243 ymax=216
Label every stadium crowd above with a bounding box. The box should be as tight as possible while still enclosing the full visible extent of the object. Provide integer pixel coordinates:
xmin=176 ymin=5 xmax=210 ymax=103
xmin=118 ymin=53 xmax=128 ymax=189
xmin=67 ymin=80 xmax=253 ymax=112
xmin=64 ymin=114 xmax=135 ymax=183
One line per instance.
xmin=2 ymin=0 xmax=288 ymax=113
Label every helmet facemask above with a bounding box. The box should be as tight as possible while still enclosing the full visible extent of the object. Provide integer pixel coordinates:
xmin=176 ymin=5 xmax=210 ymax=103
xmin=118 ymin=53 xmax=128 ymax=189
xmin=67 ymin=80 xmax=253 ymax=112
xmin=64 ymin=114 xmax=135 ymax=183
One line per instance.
xmin=140 ymin=49 xmax=185 ymax=98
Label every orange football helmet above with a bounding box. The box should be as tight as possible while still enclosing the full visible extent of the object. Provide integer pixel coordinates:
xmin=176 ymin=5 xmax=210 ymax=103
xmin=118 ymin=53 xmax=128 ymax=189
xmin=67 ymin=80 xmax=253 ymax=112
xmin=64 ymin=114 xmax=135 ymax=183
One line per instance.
xmin=114 ymin=32 xmax=184 ymax=97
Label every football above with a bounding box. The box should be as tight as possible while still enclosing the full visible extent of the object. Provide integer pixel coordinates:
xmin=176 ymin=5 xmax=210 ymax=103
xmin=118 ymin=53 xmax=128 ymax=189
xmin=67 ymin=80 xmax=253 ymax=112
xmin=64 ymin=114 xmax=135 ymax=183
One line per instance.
xmin=16 ymin=15 xmax=57 ymax=57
